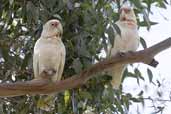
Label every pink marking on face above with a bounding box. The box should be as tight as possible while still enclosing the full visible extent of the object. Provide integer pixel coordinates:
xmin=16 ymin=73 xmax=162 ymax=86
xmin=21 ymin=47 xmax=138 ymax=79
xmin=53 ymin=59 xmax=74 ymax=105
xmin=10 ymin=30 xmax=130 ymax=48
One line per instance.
xmin=51 ymin=21 xmax=59 ymax=27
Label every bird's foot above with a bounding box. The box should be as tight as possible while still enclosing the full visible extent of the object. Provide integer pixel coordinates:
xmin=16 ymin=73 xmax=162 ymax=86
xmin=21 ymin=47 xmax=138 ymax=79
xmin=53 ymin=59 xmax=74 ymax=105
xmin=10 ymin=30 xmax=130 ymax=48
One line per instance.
xmin=43 ymin=69 xmax=56 ymax=77
xmin=117 ymin=52 xmax=126 ymax=57
xmin=117 ymin=51 xmax=135 ymax=57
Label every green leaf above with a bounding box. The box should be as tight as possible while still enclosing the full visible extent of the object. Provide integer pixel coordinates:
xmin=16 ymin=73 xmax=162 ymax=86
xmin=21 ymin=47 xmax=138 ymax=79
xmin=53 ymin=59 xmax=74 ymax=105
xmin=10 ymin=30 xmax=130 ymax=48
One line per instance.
xmin=142 ymin=10 xmax=158 ymax=29
xmin=134 ymin=68 xmax=144 ymax=84
xmin=126 ymin=72 xmax=136 ymax=78
xmin=122 ymin=95 xmax=129 ymax=109
xmin=139 ymin=21 xmax=158 ymax=27
xmin=143 ymin=10 xmax=151 ymax=29
xmin=138 ymin=91 xmax=144 ymax=96
xmin=113 ymin=23 xmax=121 ymax=36
xmin=149 ymin=21 xmax=158 ymax=25
xmin=53 ymin=14 xmax=62 ymax=20
xmin=9 ymin=0 xmax=14 ymax=5
xmin=155 ymin=106 xmax=165 ymax=113
xmin=76 ymin=36 xmax=91 ymax=57
xmin=157 ymin=1 xmax=167 ymax=9
xmin=1 ymin=47 xmax=9 ymax=62
xmin=134 ymin=68 xmax=141 ymax=77
xmin=26 ymin=1 xmax=39 ymax=24
xmin=72 ymin=58 xmax=82 ymax=73
xmin=130 ymin=0 xmax=143 ymax=9
xmin=164 ymin=0 xmax=169 ymax=4
xmin=140 ymin=37 xmax=147 ymax=49
xmin=106 ymin=26 xmax=115 ymax=47
xmin=64 ymin=90 xmax=70 ymax=106
xmin=21 ymin=52 xmax=31 ymax=70
xmin=147 ymin=68 xmax=153 ymax=83
xmin=41 ymin=0 xmax=57 ymax=9
xmin=79 ymin=91 xmax=92 ymax=100
xmin=130 ymin=97 xmax=142 ymax=102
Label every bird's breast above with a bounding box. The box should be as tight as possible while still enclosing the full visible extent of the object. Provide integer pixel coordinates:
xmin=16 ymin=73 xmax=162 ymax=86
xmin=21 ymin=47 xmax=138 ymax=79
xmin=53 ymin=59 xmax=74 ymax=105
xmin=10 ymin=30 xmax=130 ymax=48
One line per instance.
xmin=34 ymin=38 xmax=64 ymax=67
xmin=113 ymin=24 xmax=139 ymax=53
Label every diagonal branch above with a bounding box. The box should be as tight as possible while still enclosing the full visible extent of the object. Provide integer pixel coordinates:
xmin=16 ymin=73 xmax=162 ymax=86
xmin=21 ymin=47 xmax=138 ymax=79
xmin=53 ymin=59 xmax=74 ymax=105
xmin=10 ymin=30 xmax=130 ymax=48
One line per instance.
xmin=0 ymin=37 xmax=171 ymax=97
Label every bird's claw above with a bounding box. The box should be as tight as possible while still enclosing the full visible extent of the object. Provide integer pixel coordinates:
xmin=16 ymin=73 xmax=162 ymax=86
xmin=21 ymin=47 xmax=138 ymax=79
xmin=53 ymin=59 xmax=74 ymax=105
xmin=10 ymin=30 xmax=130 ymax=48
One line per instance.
xmin=43 ymin=69 xmax=56 ymax=77
xmin=117 ymin=52 xmax=126 ymax=57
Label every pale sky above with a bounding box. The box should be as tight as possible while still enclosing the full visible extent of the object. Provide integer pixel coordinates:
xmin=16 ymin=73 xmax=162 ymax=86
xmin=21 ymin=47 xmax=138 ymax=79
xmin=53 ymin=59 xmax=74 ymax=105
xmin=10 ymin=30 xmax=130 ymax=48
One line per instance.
xmin=123 ymin=4 xmax=171 ymax=114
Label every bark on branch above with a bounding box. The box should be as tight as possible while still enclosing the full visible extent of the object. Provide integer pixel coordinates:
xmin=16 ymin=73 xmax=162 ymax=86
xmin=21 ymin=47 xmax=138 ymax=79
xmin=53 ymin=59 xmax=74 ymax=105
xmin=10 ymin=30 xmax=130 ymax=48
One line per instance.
xmin=0 ymin=37 xmax=171 ymax=97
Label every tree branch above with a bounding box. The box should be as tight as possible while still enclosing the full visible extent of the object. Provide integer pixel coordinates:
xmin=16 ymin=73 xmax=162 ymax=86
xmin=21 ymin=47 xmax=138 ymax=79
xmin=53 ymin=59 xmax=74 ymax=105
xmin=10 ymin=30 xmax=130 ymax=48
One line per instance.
xmin=0 ymin=37 xmax=171 ymax=97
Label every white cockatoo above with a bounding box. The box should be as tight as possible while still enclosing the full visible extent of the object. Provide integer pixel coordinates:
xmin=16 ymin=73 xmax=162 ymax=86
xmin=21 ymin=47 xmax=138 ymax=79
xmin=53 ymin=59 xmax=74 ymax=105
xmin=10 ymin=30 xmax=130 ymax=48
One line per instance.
xmin=33 ymin=19 xmax=66 ymax=111
xmin=107 ymin=6 xmax=140 ymax=89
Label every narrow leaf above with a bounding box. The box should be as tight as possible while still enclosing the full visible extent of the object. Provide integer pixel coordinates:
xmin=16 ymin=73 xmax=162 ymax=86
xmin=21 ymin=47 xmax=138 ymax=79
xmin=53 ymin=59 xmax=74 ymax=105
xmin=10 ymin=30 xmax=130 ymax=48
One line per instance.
xmin=107 ymin=26 xmax=115 ymax=47
xmin=130 ymin=0 xmax=143 ymax=9
xmin=147 ymin=68 xmax=153 ymax=83
xmin=113 ymin=23 xmax=121 ymax=36
xmin=72 ymin=58 xmax=82 ymax=73
xmin=140 ymin=37 xmax=147 ymax=49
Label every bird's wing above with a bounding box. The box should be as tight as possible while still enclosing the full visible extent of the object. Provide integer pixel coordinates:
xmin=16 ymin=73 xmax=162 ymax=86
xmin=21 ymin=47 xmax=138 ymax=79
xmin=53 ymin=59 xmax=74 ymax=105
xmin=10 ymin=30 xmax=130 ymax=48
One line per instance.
xmin=56 ymin=43 xmax=66 ymax=81
xmin=33 ymin=39 xmax=41 ymax=79
xmin=33 ymin=51 xmax=39 ymax=78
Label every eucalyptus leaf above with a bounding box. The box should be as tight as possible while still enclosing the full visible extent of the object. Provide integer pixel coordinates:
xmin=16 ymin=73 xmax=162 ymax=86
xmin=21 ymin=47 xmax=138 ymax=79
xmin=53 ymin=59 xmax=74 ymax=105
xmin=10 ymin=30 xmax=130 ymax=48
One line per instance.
xmin=113 ymin=23 xmax=121 ymax=36
xmin=147 ymin=68 xmax=153 ymax=83
xmin=72 ymin=58 xmax=82 ymax=73
xmin=140 ymin=37 xmax=147 ymax=49
xmin=106 ymin=26 xmax=115 ymax=47
xmin=130 ymin=0 xmax=143 ymax=9
xmin=79 ymin=91 xmax=92 ymax=100
xmin=135 ymin=68 xmax=144 ymax=81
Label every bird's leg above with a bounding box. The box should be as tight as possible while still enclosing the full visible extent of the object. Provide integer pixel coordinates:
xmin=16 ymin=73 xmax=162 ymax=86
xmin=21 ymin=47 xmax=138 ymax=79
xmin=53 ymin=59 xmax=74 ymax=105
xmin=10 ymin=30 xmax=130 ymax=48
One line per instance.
xmin=117 ymin=51 xmax=135 ymax=57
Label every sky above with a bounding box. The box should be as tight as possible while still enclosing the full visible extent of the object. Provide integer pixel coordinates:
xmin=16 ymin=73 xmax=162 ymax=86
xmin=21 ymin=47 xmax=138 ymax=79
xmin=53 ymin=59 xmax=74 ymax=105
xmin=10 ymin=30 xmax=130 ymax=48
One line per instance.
xmin=122 ymin=4 xmax=171 ymax=114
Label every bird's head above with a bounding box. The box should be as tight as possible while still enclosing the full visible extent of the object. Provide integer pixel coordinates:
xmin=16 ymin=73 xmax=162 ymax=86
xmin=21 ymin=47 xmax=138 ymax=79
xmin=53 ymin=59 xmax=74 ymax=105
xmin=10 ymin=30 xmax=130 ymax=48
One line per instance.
xmin=41 ymin=19 xmax=63 ymax=38
xmin=119 ymin=6 xmax=137 ymax=25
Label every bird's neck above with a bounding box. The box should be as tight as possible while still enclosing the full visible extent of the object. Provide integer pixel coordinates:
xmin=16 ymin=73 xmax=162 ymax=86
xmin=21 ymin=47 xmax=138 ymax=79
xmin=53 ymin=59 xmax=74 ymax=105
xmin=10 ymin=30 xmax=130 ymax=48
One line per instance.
xmin=118 ymin=20 xmax=137 ymax=29
xmin=41 ymin=33 xmax=61 ymax=39
xmin=124 ymin=21 xmax=137 ymax=28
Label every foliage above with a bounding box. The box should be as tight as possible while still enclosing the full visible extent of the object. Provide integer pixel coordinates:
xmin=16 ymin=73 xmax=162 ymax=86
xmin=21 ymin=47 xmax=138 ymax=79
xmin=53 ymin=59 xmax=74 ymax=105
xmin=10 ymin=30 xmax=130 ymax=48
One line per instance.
xmin=0 ymin=0 xmax=169 ymax=113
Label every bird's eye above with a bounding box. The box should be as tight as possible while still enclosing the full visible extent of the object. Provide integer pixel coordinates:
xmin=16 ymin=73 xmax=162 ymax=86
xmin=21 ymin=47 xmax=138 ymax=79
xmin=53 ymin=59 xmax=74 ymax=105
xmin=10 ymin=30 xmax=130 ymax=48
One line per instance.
xmin=121 ymin=8 xmax=131 ymax=13
xmin=51 ymin=22 xmax=59 ymax=27
xmin=125 ymin=9 xmax=130 ymax=13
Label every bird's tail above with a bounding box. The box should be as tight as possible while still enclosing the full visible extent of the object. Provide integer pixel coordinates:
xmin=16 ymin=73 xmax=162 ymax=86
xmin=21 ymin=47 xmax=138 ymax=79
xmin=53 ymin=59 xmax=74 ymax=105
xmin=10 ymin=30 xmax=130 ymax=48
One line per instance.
xmin=37 ymin=94 xmax=56 ymax=111
xmin=108 ymin=64 xmax=126 ymax=89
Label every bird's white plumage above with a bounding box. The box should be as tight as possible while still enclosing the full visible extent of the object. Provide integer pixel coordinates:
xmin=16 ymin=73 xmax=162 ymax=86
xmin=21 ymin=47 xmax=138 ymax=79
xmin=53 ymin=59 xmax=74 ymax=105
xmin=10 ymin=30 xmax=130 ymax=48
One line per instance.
xmin=33 ymin=19 xmax=65 ymax=111
xmin=107 ymin=6 xmax=140 ymax=89
xmin=33 ymin=37 xmax=65 ymax=81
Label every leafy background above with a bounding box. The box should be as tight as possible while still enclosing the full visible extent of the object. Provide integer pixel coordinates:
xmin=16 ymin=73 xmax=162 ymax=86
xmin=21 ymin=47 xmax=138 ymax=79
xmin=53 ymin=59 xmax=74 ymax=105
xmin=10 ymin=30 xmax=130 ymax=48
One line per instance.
xmin=0 ymin=0 xmax=170 ymax=114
